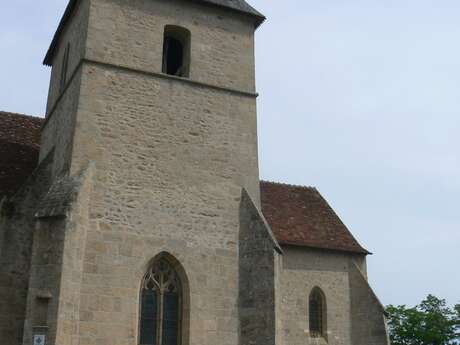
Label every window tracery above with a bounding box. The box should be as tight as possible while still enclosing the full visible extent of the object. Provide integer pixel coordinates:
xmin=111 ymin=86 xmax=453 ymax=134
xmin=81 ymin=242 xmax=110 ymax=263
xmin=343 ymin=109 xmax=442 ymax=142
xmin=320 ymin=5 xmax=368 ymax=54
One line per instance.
xmin=140 ymin=258 xmax=182 ymax=345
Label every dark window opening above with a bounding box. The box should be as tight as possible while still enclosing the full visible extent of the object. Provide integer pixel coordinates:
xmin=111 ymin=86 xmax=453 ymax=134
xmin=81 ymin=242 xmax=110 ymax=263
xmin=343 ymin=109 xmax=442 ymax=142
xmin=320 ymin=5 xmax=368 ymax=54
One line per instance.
xmin=309 ymin=287 xmax=327 ymax=339
xmin=140 ymin=289 xmax=158 ymax=345
xmin=162 ymin=26 xmax=190 ymax=78
xmin=33 ymin=297 xmax=49 ymax=327
xmin=164 ymin=38 xmax=183 ymax=76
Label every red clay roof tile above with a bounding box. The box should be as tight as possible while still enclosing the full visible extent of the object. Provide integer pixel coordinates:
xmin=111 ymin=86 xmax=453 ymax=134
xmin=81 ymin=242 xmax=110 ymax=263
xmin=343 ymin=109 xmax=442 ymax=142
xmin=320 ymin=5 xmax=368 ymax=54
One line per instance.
xmin=260 ymin=181 xmax=370 ymax=254
xmin=0 ymin=111 xmax=43 ymax=197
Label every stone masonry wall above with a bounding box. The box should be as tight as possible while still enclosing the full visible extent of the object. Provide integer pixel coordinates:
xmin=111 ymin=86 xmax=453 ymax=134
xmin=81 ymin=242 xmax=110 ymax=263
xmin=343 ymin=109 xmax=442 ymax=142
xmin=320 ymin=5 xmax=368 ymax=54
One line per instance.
xmin=239 ymin=189 xmax=280 ymax=345
xmin=53 ymin=169 xmax=92 ymax=345
xmin=279 ymin=247 xmax=355 ymax=345
xmin=349 ymin=262 xmax=390 ymax=345
xmin=56 ymin=0 xmax=262 ymax=344
xmin=40 ymin=71 xmax=82 ymax=177
xmin=68 ymin=64 xmax=259 ymax=345
xmin=45 ymin=0 xmax=90 ymax=115
xmin=0 ymin=155 xmax=53 ymax=345
xmin=22 ymin=166 xmax=93 ymax=345
xmin=40 ymin=0 xmax=90 ymax=179
xmin=86 ymin=0 xmax=256 ymax=93
xmin=22 ymin=218 xmax=67 ymax=345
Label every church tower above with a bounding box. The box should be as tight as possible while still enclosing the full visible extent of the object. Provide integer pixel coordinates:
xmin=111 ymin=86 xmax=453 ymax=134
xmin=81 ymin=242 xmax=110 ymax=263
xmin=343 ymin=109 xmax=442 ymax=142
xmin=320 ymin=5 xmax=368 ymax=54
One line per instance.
xmin=18 ymin=1 xmax=276 ymax=345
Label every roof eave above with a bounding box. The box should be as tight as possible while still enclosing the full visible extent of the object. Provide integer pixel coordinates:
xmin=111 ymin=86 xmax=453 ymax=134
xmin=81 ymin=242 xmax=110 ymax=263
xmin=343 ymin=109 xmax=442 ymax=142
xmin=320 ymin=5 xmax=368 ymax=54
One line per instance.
xmin=279 ymin=241 xmax=372 ymax=256
xmin=43 ymin=0 xmax=78 ymax=66
xmin=191 ymin=0 xmax=266 ymax=27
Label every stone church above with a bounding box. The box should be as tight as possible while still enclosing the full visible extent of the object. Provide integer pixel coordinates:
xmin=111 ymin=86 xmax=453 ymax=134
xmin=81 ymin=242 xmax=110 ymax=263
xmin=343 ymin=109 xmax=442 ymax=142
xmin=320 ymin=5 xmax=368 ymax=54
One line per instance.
xmin=0 ymin=0 xmax=390 ymax=345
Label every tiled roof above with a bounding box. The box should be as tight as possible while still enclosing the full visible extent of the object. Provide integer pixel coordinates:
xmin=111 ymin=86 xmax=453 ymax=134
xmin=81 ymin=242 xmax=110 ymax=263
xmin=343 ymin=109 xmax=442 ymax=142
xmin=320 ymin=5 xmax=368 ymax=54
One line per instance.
xmin=260 ymin=181 xmax=370 ymax=254
xmin=43 ymin=0 xmax=265 ymax=66
xmin=0 ymin=111 xmax=43 ymax=197
xmin=0 ymin=111 xmax=42 ymax=148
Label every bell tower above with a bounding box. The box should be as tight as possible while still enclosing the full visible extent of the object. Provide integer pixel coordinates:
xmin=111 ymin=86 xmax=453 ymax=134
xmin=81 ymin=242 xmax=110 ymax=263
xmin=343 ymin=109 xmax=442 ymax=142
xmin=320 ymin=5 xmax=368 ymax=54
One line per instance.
xmin=41 ymin=0 xmax=265 ymax=201
xmin=31 ymin=0 xmax=268 ymax=344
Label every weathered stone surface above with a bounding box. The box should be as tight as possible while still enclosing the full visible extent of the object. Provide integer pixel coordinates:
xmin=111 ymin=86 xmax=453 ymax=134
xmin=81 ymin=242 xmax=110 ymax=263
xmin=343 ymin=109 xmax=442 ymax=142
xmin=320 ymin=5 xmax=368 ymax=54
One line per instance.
xmin=35 ymin=175 xmax=81 ymax=219
xmin=350 ymin=262 xmax=390 ymax=345
xmin=85 ymin=0 xmax=257 ymax=94
xmin=239 ymin=188 xmax=280 ymax=345
xmin=276 ymin=247 xmax=387 ymax=345
xmin=279 ymin=247 xmax=355 ymax=345
xmin=0 ymin=154 xmax=53 ymax=345
xmin=22 ymin=165 xmax=94 ymax=345
xmin=33 ymin=1 xmax=260 ymax=344
xmin=45 ymin=0 xmax=89 ymax=115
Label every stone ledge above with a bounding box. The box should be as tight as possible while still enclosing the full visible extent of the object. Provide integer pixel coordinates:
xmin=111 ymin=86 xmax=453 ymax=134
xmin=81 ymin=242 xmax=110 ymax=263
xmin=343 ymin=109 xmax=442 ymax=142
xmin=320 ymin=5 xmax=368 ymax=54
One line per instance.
xmin=42 ymin=58 xmax=259 ymax=130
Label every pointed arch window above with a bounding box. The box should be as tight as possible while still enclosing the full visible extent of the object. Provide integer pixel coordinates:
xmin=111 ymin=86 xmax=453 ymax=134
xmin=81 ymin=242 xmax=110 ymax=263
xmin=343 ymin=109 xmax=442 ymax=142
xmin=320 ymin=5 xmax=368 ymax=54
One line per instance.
xmin=139 ymin=258 xmax=182 ymax=345
xmin=309 ymin=287 xmax=327 ymax=339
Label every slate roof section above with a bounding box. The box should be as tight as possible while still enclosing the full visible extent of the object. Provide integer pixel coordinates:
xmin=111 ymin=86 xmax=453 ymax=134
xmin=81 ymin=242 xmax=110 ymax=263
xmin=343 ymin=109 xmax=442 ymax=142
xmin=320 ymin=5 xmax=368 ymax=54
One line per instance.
xmin=196 ymin=0 xmax=264 ymax=19
xmin=43 ymin=0 xmax=265 ymax=66
xmin=260 ymin=181 xmax=370 ymax=255
xmin=35 ymin=176 xmax=80 ymax=218
xmin=0 ymin=111 xmax=44 ymax=198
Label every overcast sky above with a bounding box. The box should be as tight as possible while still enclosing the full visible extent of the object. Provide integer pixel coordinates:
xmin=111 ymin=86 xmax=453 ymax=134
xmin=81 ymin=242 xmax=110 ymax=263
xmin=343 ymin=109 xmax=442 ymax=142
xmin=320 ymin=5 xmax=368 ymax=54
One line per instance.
xmin=1 ymin=1 xmax=459 ymax=307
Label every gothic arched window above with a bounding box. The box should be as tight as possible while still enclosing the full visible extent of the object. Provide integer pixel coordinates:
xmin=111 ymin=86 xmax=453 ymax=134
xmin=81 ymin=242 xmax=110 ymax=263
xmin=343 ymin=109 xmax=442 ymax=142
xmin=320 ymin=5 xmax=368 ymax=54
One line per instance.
xmin=309 ymin=287 xmax=327 ymax=339
xmin=139 ymin=258 xmax=182 ymax=345
xmin=162 ymin=25 xmax=191 ymax=78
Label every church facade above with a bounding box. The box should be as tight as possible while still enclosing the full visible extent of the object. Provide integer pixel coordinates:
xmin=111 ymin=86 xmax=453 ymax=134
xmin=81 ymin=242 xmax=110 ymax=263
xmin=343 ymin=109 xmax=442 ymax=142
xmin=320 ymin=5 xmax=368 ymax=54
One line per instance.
xmin=0 ymin=1 xmax=389 ymax=345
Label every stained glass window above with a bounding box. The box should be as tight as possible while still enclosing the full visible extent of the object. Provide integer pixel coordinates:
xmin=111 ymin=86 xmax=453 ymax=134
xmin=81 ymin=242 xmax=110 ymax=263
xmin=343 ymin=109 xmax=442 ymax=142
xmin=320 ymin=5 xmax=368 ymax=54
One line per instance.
xmin=140 ymin=289 xmax=157 ymax=344
xmin=140 ymin=258 xmax=181 ymax=345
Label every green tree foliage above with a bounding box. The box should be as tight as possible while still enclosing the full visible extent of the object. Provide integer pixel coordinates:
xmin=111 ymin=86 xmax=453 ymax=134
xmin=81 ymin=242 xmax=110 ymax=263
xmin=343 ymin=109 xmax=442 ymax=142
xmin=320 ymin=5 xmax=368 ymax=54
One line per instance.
xmin=386 ymin=295 xmax=460 ymax=345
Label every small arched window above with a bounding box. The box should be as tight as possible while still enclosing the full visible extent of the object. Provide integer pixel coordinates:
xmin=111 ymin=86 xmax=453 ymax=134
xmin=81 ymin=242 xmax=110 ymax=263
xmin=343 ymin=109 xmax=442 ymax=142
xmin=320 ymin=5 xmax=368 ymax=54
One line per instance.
xmin=139 ymin=257 xmax=182 ymax=345
xmin=162 ymin=25 xmax=191 ymax=78
xmin=309 ymin=287 xmax=327 ymax=339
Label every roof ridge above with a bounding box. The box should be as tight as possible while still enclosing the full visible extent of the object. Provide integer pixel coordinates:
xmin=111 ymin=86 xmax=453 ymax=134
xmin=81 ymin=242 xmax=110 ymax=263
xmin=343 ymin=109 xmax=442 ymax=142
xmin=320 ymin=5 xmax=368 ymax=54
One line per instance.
xmin=260 ymin=180 xmax=317 ymax=191
xmin=0 ymin=110 xmax=44 ymax=121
